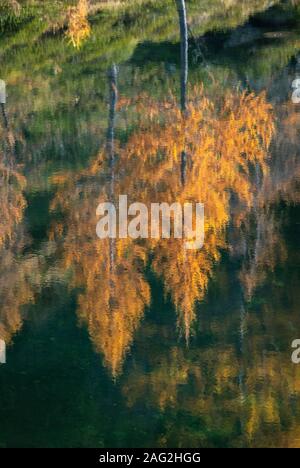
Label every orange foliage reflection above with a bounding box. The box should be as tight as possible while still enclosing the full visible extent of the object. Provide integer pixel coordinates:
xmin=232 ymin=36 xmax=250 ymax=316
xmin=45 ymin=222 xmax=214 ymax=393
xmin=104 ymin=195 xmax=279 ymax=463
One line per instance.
xmin=50 ymin=83 xmax=274 ymax=376
xmin=0 ymin=150 xmax=36 ymax=344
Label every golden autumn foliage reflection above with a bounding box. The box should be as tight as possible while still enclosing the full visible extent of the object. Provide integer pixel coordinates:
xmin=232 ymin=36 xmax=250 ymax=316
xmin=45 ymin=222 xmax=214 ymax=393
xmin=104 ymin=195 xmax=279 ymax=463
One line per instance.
xmin=50 ymin=179 xmax=151 ymax=378
xmin=116 ymin=87 xmax=274 ymax=340
xmin=120 ymin=96 xmax=300 ymax=447
xmin=0 ymin=150 xmax=39 ymax=345
xmin=233 ymin=99 xmax=300 ymax=301
xmin=50 ymin=84 xmax=275 ymax=376
xmin=66 ymin=0 xmax=91 ymax=48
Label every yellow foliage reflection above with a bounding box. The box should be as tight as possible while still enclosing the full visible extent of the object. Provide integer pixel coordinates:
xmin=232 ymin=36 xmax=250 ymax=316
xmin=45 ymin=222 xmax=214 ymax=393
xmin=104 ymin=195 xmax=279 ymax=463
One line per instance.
xmin=117 ymin=86 xmax=274 ymax=339
xmin=50 ymin=179 xmax=150 ymax=378
xmin=66 ymin=0 xmax=91 ymax=49
xmin=51 ymin=83 xmax=275 ymax=376
xmin=0 ymin=150 xmax=37 ymax=344
xmin=236 ymin=99 xmax=300 ymax=300
xmin=0 ymin=161 xmax=26 ymax=248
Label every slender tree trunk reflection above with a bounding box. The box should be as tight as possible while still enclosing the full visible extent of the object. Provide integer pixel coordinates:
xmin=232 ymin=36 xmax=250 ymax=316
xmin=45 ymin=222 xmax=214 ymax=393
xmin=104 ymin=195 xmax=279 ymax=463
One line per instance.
xmin=176 ymin=0 xmax=188 ymax=186
xmin=0 ymin=103 xmax=8 ymax=130
xmin=106 ymin=65 xmax=118 ymax=299
xmin=176 ymin=0 xmax=188 ymax=113
xmin=0 ymin=99 xmax=16 ymax=165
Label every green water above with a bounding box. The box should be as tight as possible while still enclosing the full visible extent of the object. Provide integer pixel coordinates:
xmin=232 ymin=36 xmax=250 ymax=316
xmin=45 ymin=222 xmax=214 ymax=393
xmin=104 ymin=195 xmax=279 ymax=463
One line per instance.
xmin=0 ymin=0 xmax=300 ymax=448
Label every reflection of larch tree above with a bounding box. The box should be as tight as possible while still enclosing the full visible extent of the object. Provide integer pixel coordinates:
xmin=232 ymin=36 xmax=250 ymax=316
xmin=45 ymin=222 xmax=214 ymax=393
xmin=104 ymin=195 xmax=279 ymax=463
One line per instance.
xmin=0 ymin=148 xmax=39 ymax=345
xmin=118 ymin=88 xmax=274 ymax=340
xmin=51 ymin=84 xmax=275 ymax=366
xmin=50 ymin=67 xmax=150 ymax=379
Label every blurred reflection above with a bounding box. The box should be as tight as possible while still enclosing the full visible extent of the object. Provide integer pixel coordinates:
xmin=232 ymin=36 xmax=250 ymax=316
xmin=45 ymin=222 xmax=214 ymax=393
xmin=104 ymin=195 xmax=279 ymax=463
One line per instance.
xmin=0 ymin=85 xmax=42 ymax=347
xmin=0 ymin=145 xmax=34 ymax=345
xmin=176 ymin=0 xmax=188 ymax=186
xmin=50 ymin=74 xmax=275 ymax=372
xmin=122 ymin=280 xmax=300 ymax=447
xmin=120 ymin=87 xmax=274 ymax=340
xmin=50 ymin=66 xmax=150 ymax=378
xmin=1 ymin=0 xmax=300 ymax=449
xmin=0 ymin=79 xmax=8 ymax=129
xmin=0 ymin=81 xmax=16 ymax=157
xmin=235 ymin=98 xmax=300 ymax=300
xmin=66 ymin=0 xmax=91 ymax=49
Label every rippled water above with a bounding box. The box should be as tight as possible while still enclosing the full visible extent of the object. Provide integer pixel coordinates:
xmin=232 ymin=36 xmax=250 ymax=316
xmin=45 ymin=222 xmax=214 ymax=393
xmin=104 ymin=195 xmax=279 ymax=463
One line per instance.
xmin=0 ymin=0 xmax=300 ymax=448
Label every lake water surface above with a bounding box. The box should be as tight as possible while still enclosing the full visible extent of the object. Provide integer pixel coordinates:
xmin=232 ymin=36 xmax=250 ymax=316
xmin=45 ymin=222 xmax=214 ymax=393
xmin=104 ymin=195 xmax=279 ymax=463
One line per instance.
xmin=0 ymin=0 xmax=300 ymax=448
